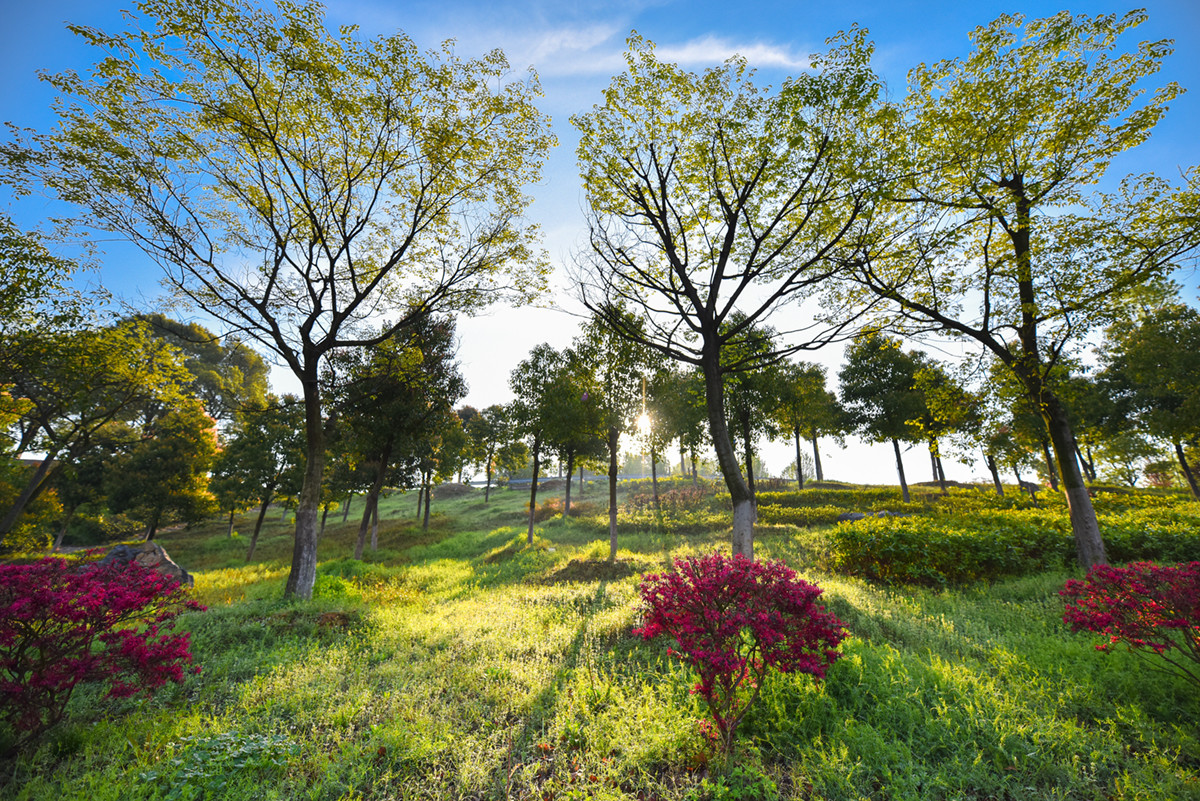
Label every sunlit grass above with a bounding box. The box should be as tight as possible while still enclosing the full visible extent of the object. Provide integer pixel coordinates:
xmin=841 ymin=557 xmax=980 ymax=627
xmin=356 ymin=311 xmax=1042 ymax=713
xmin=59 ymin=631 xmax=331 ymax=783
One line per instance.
xmin=4 ymin=481 xmax=1199 ymax=799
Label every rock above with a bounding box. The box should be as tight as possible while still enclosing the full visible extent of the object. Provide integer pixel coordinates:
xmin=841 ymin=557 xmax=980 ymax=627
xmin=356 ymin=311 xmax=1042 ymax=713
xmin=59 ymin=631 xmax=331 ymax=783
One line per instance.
xmin=98 ymin=542 xmax=194 ymax=589
xmin=874 ymin=510 xmax=892 ymax=518
xmin=836 ymin=512 xmax=866 ymax=523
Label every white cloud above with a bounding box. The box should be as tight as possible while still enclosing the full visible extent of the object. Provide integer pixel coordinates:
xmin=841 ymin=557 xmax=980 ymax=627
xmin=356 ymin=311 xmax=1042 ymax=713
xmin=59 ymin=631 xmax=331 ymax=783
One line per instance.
xmin=657 ymin=35 xmax=813 ymax=70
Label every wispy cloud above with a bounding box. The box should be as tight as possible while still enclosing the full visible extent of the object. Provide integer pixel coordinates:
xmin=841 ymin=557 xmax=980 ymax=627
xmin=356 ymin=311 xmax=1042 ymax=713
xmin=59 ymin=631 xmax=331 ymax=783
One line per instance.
xmin=657 ymin=35 xmax=813 ymax=70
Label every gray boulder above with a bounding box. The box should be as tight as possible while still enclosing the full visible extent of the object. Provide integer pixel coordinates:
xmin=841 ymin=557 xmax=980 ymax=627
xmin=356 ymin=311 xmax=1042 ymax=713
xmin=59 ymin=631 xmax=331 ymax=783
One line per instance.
xmin=98 ymin=542 xmax=194 ymax=588
xmin=836 ymin=512 xmax=867 ymax=523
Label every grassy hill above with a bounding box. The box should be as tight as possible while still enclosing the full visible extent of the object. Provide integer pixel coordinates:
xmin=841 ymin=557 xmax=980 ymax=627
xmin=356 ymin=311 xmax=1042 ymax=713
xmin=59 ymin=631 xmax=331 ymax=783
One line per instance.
xmin=4 ymin=479 xmax=1199 ymax=800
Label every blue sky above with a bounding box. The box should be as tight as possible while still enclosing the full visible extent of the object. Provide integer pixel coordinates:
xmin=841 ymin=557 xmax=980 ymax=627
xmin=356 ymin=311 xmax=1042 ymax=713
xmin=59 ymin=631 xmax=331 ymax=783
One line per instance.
xmin=3 ymin=0 xmax=1198 ymax=482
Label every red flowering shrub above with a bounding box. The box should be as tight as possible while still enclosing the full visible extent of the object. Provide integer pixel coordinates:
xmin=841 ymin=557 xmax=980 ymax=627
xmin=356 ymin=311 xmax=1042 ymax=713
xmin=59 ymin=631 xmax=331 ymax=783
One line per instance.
xmin=1060 ymin=561 xmax=1200 ymax=688
xmin=634 ymin=552 xmax=846 ymax=759
xmin=0 ymin=556 xmax=205 ymax=749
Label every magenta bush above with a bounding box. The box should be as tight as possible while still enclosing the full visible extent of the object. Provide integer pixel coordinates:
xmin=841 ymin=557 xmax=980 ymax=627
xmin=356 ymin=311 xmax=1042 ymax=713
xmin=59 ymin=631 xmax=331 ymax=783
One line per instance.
xmin=635 ymin=552 xmax=846 ymax=758
xmin=1061 ymin=561 xmax=1200 ymax=688
xmin=0 ymin=556 xmax=205 ymax=749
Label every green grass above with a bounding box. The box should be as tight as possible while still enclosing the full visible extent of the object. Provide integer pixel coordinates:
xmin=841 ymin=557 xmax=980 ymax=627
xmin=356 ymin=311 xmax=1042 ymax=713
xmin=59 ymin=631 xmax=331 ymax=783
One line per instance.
xmin=4 ymin=481 xmax=1199 ymax=800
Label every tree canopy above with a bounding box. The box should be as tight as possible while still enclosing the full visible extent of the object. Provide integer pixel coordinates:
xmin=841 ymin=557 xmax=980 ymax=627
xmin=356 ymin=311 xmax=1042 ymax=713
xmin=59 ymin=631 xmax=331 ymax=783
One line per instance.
xmin=18 ymin=0 xmax=553 ymax=597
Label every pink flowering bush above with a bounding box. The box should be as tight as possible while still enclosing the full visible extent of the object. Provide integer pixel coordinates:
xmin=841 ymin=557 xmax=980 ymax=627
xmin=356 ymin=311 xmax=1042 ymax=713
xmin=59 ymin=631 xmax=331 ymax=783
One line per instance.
xmin=1061 ymin=561 xmax=1200 ymax=688
xmin=634 ymin=552 xmax=846 ymax=759
xmin=0 ymin=556 xmax=205 ymax=750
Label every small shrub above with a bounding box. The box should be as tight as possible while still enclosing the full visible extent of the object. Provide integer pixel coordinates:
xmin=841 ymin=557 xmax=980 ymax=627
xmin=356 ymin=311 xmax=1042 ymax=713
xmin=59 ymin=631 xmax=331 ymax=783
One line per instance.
xmin=635 ymin=553 xmax=845 ymax=761
xmin=1061 ymin=561 xmax=1200 ymax=689
xmin=0 ymin=556 xmax=205 ymax=750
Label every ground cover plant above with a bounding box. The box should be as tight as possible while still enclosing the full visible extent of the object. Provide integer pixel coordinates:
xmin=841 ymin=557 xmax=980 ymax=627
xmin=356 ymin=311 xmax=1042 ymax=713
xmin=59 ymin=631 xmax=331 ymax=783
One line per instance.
xmin=1 ymin=480 xmax=1198 ymax=799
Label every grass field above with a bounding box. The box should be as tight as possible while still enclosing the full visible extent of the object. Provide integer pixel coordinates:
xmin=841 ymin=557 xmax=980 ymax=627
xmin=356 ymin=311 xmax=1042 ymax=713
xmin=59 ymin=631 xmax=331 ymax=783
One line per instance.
xmin=3 ymin=479 xmax=1199 ymax=800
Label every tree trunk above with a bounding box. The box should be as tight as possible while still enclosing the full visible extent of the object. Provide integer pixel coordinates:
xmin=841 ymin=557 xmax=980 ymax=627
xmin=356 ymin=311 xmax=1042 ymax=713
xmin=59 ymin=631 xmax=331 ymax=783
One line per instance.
xmin=650 ymin=442 xmax=661 ymax=513
xmin=422 ymin=473 xmax=431 ymax=530
xmin=526 ymin=434 xmax=542 ymax=545
xmin=794 ymin=426 xmax=805 ymax=490
xmin=343 ymin=493 xmax=352 ymax=523
xmin=741 ymin=409 xmax=756 ymax=507
xmin=415 ymin=485 xmax=423 ymax=517
xmin=372 ymin=496 xmax=379 ymax=550
xmin=1006 ymin=175 xmax=1105 ymax=570
xmin=227 ymin=508 xmax=236 ymax=538
xmin=810 ymin=426 xmax=824 ymax=482
xmin=691 ymin=451 xmax=698 ymax=486
xmin=701 ymin=350 xmax=754 ymax=559
xmin=284 ymin=375 xmax=327 ymax=600
xmin=891 ymin=438 xmax=910 ymax=503
xmin=986 ymin=452 xmax=1004 ymax=496
xmin=1043 ymin=398 xmax=1105 ymax=568
xmin=144 ymin=506 xmax=162 ymax=541
xmin=319 ymin=503 xmax=330 ymax=536
xmin=680 ymin=443 xmax=687 ymax=478
xmin=930 ymin=439 xmax=947 ymax=495
xmin=52 ymin=503 xmax=79 ymax=552
xmin=355 ymin=446 xmax=392 ymax=560
xmin=607 ymin=424 xmax=619 ymax=562
xmin=1175 ymin=440 xmax=1200 ymax=499
xmin=579 ymin=466 xmax=584 ymax=496
xmin=1041 ymin=440 xmax=1059 ymax=491
xmin=564 ymin=451 xmax=575 ymax=518
xmin=484 ymin=459 xmax=493 ymax=502
xmin=1074 ymin=440 xmax=1096 ymax=482
xmin=0 ymin=456 xmax=60 ymax=538
xmin=246 ymin=490 xmax=273 ymax=562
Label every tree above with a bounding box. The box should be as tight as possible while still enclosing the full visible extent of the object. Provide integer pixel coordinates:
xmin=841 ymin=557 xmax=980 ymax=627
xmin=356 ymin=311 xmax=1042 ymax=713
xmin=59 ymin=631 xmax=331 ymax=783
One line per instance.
xmin=649 ymin=366 xmax=709 ymax=486
xmin=328 ymin=315 xmax=465 ymax=555
xmin=216 ymin=395 xmax=305 ymax=561
xmin=538 ymin=352 xmax=605 ymax=519
xmin=845 ymin=10 xmax=1200 ymax=568
xmin=106 ymin=398 xmax=219 ymax=540
xmin=1101 ymin=302 xmax=1200 ymax=497
xmin=911 ymin=358 xmax=973 ymax=493
xmin=571 ymin=32 xmax=885 ymax=557
xmin=838 ymin=333 xmax=925 ymax=502
xmin=24 ymin=0 xmax=553 ymax=598
xmin=509 ymin=344 xmax=569 ymax=544
xmin=135 ymin=314 xmax=268 ymax=425
xmin=1 ymin=320 xmax=189 ymax=542
xmin=575 ymin=310 xmax=654 ymax=561
xmin=466 ymin=405 xmax=524 ymax=502
xmin=722 ymin=321 xmax=785 ymax=504
xmin=774 ymin=362 xmax=841 ymax=487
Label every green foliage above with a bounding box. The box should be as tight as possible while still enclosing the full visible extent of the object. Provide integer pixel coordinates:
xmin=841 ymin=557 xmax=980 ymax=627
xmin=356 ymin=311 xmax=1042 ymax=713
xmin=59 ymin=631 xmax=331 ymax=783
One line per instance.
xmin=689 ymin=765 xmax=778 ymax=801
xmin=139 ymin=731 xmax=298 ymax=800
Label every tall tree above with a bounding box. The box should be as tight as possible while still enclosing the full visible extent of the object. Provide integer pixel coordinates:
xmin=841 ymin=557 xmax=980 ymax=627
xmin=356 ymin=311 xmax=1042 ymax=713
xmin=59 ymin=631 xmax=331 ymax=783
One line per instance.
xmin=466 ymin=404 xmax=524 ymax=503
xmin=772 ymin=362 xmax=836 ymax=489
xmin=571 ymin=32 xmax=885 ymax=558
xmin=106 ymin=398 xmax=219 ymax=540
xmin=838 ymin=333 xmax=925 ymax=502
xmin=575 ymin=309 xmax=655 ymax=561
xmin=1 ymin=320 xmax=189 ymax=540
xmin=845 ymin=10 xmax=1200 ymax=568
xmin=1101 ymin=302 xmax=1200 ymax=497
xmin=509 ymin=344 xmax=568 ymax=544
xmin=328 ymin=316 xmax=465 ymax=556
xmin=22 ymin=0 xmax=553 ymax=598
xmin=216 ymin=395 xmax=305 ymax=561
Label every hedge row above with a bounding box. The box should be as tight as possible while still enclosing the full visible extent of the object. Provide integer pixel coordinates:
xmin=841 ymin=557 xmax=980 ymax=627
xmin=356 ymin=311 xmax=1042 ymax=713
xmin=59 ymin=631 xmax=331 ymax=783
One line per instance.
xmin=820 ymin=506 xmax=1200 ymax=586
